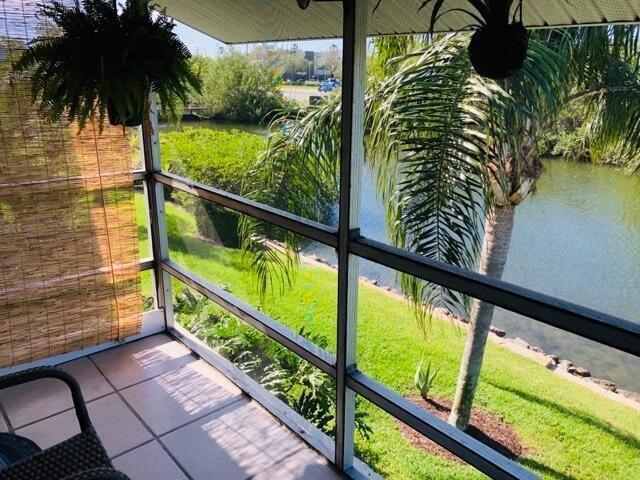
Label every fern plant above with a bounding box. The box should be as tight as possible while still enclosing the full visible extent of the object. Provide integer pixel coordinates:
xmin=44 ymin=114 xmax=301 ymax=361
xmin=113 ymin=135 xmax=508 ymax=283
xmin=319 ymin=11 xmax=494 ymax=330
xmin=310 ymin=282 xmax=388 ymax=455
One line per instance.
xmin=13 ymin=0 xmax=201 ymax=130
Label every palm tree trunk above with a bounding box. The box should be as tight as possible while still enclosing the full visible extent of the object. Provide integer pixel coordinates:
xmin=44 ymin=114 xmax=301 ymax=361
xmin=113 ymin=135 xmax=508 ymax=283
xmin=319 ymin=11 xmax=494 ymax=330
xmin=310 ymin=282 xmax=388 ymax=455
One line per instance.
xmin=448 ymin=204 xmax=516 ymax=430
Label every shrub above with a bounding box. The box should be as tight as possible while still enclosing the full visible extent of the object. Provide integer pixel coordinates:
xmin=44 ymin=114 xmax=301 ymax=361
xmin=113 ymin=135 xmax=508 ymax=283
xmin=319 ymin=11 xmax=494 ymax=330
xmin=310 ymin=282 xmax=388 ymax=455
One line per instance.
xmin=174 ymin=287 xmax=372 ymax=440
xmin=539 ymin=106 xmax=591 ymax=162
xmin=161 ymin=128 xmax=264 ymax=191
xmin=160 ymin=128 xmax=266 ymax=246
xmin=192 ymin=53 xmax=286 ymax=123
xmin=414 ymin=357 xmax=440 ymax=402
xmin=540 ymin=106 xmax=639 ymax=167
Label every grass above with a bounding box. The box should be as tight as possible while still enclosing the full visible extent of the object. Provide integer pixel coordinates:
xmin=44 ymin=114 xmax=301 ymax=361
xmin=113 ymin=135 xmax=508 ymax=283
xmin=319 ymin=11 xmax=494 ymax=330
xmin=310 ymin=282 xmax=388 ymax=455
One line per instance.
xmin=135 ymin=193 xmax=640 ymax=479
xmin=135 ymin=190 xmax=154 ymax=302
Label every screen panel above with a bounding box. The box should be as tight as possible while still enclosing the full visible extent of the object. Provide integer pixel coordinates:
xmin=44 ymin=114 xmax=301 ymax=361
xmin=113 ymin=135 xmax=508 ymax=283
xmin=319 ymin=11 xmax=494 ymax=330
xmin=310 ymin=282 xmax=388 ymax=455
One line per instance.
xmin=353 ymin=259 xmax=640 ymax=479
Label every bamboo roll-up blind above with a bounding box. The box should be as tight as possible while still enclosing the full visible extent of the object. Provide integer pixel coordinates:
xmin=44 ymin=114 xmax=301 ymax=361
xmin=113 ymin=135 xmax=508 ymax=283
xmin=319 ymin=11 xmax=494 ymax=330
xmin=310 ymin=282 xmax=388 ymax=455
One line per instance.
xmin=0 ymin=0 xmax=142 ymax=367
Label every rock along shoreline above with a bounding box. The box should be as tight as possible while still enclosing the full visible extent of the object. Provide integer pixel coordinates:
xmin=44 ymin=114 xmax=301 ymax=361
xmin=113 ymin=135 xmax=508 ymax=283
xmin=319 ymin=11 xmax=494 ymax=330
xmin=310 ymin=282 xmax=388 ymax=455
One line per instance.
xmin=299 ymin=250 xmax=640 ymax=411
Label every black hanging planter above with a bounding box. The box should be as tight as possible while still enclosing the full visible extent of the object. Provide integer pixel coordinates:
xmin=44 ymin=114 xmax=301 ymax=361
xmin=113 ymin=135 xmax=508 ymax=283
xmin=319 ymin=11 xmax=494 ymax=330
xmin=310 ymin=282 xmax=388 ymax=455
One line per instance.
xmin=468 ymin=22 xmax=529 ymax=80
xmin=107 ymin=100 xmax=144 ymax=127
xmin=417 ymin=0 xmax=531 ymax=80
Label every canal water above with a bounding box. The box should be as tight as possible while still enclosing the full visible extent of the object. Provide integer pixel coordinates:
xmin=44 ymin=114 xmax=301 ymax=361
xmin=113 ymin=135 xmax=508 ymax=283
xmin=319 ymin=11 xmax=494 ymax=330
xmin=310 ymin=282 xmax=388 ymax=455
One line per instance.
xmin=167 ymin=121 xmax=640 ymax=392
xmin=305 ymin=160 xmax=640 ymax=392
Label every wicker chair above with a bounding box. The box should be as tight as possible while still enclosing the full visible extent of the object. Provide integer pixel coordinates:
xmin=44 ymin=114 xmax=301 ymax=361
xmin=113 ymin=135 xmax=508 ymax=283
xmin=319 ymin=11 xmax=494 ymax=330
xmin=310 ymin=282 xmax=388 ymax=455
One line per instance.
xmin=0 ymin=367 xmax=130 ymax=480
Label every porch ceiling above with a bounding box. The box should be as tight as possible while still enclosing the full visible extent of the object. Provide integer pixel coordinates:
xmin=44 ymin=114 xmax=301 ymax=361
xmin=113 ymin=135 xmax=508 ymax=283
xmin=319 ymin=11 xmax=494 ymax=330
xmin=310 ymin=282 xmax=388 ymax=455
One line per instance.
xmin=157 ymin=0 xmax=640 ymax=44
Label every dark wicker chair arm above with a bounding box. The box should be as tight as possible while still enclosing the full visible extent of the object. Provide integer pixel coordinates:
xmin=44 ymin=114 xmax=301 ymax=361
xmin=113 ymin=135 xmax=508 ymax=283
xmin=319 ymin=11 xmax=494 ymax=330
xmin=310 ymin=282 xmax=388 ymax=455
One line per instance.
xmin=0 ymin=367 xmax=92 ymax=433
xmin=61 ymin=468 xmax=131 ymax=480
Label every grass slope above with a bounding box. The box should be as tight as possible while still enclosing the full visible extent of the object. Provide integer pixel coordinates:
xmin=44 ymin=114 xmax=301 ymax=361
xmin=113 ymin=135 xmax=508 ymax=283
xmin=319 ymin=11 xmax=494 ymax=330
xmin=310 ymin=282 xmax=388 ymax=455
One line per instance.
xmin=136 ymin=193 xmax=640 ymax=479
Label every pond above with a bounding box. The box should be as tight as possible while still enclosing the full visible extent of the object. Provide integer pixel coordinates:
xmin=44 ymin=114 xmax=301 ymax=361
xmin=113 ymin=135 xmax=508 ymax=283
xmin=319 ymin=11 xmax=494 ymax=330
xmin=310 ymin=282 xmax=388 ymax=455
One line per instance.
xmin=165 ymin=120 xmax=640 ymax=392
xmin=307 ymin=160 xmax=640 ymax=392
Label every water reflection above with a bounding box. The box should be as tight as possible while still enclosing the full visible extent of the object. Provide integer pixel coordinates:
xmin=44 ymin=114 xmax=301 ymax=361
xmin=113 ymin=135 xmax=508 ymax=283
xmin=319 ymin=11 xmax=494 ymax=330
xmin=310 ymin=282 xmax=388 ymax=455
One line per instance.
xmin=307 ymin=160 xmax=640 ymax=391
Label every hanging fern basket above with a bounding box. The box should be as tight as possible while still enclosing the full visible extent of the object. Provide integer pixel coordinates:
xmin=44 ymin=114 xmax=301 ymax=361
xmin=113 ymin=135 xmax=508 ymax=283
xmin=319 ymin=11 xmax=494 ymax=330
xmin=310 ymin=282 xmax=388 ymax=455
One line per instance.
xmin=106 ymin=101 xmax=144 ymax=127
xmin=12 ymin=0 xmax=202 ymax=132
xmin=468 ymin=21 xmax=529 ymax=80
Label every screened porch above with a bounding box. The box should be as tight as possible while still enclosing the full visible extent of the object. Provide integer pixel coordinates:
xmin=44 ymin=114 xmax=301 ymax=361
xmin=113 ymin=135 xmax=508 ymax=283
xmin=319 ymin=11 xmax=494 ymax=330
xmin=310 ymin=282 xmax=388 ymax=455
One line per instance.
xmin=1 ymin=1 xmax=639 ymax=479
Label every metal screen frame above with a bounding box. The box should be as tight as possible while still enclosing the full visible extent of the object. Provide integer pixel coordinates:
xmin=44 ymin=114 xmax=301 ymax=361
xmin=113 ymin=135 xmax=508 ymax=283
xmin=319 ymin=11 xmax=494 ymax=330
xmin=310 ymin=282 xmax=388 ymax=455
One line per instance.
xmin=140 ymin=1 xmax=640 ymax=478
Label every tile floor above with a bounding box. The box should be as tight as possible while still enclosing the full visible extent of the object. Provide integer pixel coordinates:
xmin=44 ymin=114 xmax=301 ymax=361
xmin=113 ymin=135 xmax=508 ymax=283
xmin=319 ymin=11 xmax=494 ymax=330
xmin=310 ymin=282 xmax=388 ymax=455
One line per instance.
xmin=0 ymin=334 xmax=342 ymax=480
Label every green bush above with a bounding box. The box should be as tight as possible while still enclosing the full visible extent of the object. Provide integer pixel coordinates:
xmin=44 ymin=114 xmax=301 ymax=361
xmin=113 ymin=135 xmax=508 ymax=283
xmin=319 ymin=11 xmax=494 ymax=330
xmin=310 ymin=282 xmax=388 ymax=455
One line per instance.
xmin=161 ymin=128 xmax=266 ymax=246
xmin=192 ymin=53 xmax=286 ymax=123
xmin=540 ymin=106 xmax=639 ymax=167
xmin=539 ymin=106 xmax=591 ymax=162
xmin=161 ymin=128 xmax=265 ymax=191
xmin=194 ymin=203 xmax=240 ymax=247
xmin=174 ymin=287 xmax=372 ymax=440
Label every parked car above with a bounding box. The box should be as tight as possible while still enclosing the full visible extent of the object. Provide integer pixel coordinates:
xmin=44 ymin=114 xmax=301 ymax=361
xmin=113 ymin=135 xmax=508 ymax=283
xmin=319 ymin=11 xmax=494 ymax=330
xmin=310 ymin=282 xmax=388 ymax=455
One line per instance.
xmin=318 ymin=80 xmax=336 ymax=92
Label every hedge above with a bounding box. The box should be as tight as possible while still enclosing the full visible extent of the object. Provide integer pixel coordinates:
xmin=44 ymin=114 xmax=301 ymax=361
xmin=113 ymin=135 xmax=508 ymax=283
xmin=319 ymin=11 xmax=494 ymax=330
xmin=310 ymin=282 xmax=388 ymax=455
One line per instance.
xmin=161 ymin=128 xmax=266 ymax=246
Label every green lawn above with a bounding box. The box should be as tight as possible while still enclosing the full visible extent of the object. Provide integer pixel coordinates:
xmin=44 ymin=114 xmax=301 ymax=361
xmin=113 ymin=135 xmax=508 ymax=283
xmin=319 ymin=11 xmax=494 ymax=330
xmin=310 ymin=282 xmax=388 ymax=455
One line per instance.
xmin=135 ymin=192 xmax=154 ymax=303
xmin=136 ymin=193 xmax=640 ymax=479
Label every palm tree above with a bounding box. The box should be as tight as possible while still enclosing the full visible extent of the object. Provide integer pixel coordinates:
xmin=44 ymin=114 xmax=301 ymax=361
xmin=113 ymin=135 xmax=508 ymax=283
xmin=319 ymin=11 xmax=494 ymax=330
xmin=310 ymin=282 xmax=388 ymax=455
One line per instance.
xmin=444 ymin=27 xmax=640 ymax=429
xmin=241 ymin=26 xmax=640 ymax=431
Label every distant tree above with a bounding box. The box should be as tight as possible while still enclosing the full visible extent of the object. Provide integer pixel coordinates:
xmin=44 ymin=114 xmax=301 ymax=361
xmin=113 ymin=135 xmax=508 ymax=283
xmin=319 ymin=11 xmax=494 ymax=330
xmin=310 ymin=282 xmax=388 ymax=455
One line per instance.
xmin=317 ymin=44 xmax=342 ymax=79
xmin=192 ymin=52 xmax=285 ymax=123
xmin=248 ymin=44 xmax=272 ymax=64
xmin=280 ymin=52 xmax=308 ymax=81
xmin=248 ymin=45 xmax=309 ymax=81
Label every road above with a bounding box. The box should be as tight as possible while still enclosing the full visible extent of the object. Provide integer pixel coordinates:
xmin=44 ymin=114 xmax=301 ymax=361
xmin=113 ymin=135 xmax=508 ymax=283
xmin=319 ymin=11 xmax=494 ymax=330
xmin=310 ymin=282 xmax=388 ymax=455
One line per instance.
xmin=280 ymin=85 xmax=331 ymax=105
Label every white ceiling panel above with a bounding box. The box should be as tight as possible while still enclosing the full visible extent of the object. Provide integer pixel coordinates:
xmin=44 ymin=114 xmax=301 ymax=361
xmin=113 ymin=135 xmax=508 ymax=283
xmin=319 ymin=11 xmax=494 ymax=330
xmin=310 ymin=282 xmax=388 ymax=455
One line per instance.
xmin=157 ymin=1 xmax=640 ymax=44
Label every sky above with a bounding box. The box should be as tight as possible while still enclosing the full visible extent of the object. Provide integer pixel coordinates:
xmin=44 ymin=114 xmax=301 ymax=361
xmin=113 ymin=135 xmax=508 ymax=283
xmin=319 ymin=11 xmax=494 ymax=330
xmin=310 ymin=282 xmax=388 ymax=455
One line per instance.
xmin=173 ymin=21 xmax=340 ymax=57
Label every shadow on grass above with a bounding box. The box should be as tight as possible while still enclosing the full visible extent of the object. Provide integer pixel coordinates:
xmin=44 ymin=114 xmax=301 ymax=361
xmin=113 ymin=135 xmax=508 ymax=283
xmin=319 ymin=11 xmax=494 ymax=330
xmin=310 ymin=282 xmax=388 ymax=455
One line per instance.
xmin=518 ymin=458 xmax=577 ymax=480
xmin=167 ymin=231 xmax=243 ymax=271
xmin=488 ymin=381 xmax=640 ymax=451
xmin=137 ymin=225 xmax=148 ymax=240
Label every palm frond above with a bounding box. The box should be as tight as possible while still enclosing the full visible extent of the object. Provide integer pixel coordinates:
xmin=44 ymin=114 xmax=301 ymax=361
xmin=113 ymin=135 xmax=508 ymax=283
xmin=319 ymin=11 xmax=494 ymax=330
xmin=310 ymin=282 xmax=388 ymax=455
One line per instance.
xmin=367 ymin=31 xmax=571 ymax=322
xmin=368 ymin=35 xmax=502 ymax=319
xmin=239 ymin=95 xmax=342 ymax=300
xmin=569 ymin=26 xmax=640 ymax=168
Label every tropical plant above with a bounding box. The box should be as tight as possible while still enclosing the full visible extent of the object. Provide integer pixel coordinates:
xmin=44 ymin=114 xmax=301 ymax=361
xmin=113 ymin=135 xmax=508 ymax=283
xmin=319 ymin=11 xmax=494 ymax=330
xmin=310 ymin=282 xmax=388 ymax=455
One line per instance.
xmin=241 ymin=25 xmax=640 ymax=433
xmin=12 ymin=0 xmax=201 ymax=130
xmin=239 ymin=95 xmax=341 ymax=298
xmin=173 ymin=287 xmax=372 ymax=439
xmin=414 ymin=357 xmax=440 ymax=402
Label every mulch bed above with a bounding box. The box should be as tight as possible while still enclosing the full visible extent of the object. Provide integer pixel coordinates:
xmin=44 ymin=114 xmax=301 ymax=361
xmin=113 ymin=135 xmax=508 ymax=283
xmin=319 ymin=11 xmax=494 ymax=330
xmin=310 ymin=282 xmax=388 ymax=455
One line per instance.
xmin=395 ymin=396 xmax=527 ymax=462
